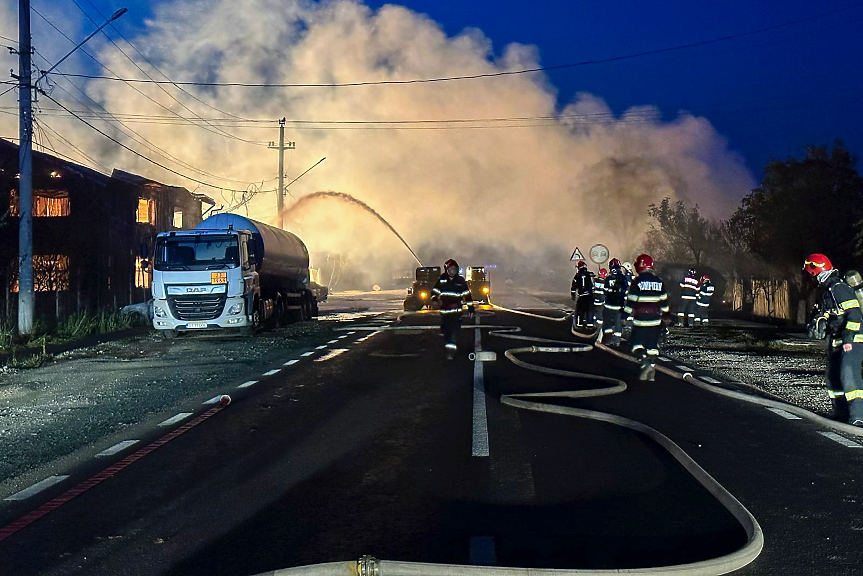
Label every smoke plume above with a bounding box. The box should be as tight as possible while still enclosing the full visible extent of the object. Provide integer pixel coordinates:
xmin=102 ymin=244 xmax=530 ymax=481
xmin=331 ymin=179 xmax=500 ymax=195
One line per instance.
xmin=0 ymin=0 xmax=755 ymax=289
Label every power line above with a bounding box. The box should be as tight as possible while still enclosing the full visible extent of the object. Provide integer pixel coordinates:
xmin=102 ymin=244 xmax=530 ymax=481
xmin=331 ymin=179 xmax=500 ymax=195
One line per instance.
xmin=43 ymin=93 xmax=277 ymax=194
xmin=47 ymin=2 xmax=863 ymax=88
xmin=66 ymin=0 xmax=263 ymax=143
xmin=31 ymin=4 xmax=268 ymax=147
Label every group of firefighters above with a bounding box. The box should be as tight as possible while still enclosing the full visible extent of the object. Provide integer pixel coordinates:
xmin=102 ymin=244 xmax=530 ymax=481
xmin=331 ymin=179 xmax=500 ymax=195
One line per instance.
xmin=425 ymin=251 xmax=862 ymax=427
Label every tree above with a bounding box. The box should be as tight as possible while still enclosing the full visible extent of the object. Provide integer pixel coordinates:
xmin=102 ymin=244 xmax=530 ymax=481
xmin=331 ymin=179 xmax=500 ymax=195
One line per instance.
xmin=645 ymin=198 xmax=716 ymax=267
xmin=731 ymin=141 xmax=863 ymax=275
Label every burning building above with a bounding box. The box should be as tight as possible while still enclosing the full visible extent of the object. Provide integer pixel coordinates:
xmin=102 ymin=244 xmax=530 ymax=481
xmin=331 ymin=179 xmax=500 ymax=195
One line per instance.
xmin=0 ymin=138 xmax=213 ymax=320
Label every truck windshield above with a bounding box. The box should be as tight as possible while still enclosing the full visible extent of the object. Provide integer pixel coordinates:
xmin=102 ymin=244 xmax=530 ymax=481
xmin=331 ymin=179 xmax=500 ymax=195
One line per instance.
xmin=154 ymin=235 xmax=240 ymax=271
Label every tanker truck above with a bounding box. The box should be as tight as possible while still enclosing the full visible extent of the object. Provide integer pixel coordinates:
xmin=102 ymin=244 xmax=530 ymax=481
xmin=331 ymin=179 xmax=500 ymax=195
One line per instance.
xmin=145 ymin=214 xmax=327 ymax=338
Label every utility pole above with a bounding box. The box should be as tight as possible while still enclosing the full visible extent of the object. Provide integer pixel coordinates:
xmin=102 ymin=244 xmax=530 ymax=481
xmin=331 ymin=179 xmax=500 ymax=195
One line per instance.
xmin=16 ymin=0 xmax=34 ymax=334
xmin=268 ymin=118 xmax=295 ymax=229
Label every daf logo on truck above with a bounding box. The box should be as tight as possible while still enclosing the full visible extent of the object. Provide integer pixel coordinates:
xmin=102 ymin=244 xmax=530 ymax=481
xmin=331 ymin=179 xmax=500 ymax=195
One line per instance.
xmin=144 ymin=214 xmax=328 ymax=339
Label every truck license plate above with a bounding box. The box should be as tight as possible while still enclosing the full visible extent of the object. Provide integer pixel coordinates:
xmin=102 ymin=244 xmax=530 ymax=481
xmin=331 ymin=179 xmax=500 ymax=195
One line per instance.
xmin=186 ymin=322 xmax=207 ymax=329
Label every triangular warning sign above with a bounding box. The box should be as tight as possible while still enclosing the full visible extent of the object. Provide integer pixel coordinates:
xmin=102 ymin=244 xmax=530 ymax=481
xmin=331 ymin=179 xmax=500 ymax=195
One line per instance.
xmin=570 ymin=246 xmax=584 ymax=261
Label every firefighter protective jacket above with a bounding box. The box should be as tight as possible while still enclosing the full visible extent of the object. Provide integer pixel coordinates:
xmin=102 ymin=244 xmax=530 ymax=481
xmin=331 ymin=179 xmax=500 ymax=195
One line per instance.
xmin=820 ymin=272 xmax=863 ymax=346
xmin=697 ymin=281 xmax=715 ymax=307
xmin=593 ymin=276 xmax=606 ymax=305
xmin=680 ymin=273 xmax=699 ymax=300
xmin=433 ymin=273 xmax=472 ymax=316
xmin=604 ymin=270 xmax=629 ymax=309
xmin=571 ymin=269 xmax=593 ymax=299
xmin=624 ymin=271 xmax=671 ymax=327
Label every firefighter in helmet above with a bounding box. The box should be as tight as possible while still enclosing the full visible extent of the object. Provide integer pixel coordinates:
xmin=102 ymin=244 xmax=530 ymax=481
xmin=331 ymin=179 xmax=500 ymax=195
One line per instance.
xmin=678 ymin=267 xmax=699 ymax=327
xmin=695 ymin=274 xmax=715 ymax=325
xmin=804 ymin=254 xmax=863 ymax=426
xmin=624 ymin=254 xmax=670 ymax=381
xmin=591 ymin=268 xmax=608 ymax=329
xmin=601 ymin=259 xmax=629 ymax=346
xmin=432 ymin=259 xmax=474 ymax=360
xmin=571 ymin=260 xmax=594 ymax=330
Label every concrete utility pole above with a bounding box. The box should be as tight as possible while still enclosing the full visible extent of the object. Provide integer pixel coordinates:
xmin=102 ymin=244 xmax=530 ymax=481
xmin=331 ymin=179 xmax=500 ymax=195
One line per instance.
xmin=268 ymin=118 xmax=295 ymax=229
xmin=17 ymin=0 xmax=34 ymax=334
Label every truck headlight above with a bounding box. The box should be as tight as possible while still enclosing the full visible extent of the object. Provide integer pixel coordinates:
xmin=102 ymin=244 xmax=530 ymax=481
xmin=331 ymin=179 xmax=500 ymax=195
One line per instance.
xmin=420 ymin=291 xmax=428 ymax=299
xmin=227 ymin=303 xmax=243 ymax=315
xmin=154 ymin=306 xmax=166 ymax=318
xmin=482 ymin=287 xmax=489 ymax=293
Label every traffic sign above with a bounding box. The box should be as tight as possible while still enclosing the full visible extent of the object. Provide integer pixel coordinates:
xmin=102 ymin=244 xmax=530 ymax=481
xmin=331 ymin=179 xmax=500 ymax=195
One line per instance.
xmin=570 ymin=246 xmax=585 ymax=261
xmin=589 ymin=243 xmax=609 ymax=265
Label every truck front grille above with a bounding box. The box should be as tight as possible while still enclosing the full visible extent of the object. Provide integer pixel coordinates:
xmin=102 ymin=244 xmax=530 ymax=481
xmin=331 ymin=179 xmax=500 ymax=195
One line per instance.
xmin=167 ymin=294 xmax=227 ymax=321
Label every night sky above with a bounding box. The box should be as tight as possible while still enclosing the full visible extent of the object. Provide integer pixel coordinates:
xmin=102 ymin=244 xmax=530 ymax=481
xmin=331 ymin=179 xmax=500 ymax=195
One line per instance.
xmin=36 ymin=0 xmax=863 ymax=180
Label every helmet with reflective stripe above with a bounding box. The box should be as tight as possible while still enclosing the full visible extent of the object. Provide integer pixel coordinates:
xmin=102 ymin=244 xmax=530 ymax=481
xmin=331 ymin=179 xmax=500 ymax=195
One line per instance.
xmin=444 ymin=258 xmax=459 ymax=270
xmin=803 ymin=253 xmax=832 ymax=277
xmin=700 ymin=274 xmax=710 ymax=283
xmin=608 ymin=258 xmax=621 ymax=270
xmin=635 ymin=253 xmax=654 ymax=274
xmin=599 ymin=268 xmax=608 ymax=279
xmin=622 ymin=261 xmax=634 ymax=273
xmin=688 ymin=267 xmax=696 ymax=276
xmin=577 ymin=260 xmax=587 ymax=269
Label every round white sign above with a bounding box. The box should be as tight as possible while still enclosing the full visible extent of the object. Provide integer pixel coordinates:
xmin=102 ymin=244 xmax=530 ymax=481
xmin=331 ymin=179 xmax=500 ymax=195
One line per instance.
xmin=589 ymin=244 xmax=609 ymax=265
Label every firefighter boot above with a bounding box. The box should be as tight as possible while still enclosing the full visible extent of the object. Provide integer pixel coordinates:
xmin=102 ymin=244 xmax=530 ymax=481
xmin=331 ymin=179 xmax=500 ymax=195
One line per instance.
xmin=832 ymin=397 xmax=850 ymax=422
xmin=638 ymin=361 xmax=652 ymax=381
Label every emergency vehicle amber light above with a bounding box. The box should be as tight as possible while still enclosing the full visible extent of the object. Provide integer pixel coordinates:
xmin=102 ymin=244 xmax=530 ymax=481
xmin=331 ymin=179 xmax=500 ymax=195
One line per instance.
xmin=420 ymin=291 xmax=428 ymax=299
xmin=482 ymin=287 xmax=489 ymax=293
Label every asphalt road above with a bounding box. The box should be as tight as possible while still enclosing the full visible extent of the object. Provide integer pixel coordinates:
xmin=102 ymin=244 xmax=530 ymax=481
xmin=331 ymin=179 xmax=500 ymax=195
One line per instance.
xmin=0 ymin=288 xmax=861 ymax=575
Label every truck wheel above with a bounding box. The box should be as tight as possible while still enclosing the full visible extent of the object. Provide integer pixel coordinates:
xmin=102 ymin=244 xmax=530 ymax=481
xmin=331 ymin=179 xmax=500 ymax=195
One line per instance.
xmin=275 ymin=297 xmax=287 ymax=327
xmin=301 ymin=293 xmax=313 ymax=321
xmin=242 ymin=299 xmax=262 ymax=336
xmin=403 ymin=297 xmax=421 ymax=312
xmin=161 ymin=329 xmax=178 ymax=340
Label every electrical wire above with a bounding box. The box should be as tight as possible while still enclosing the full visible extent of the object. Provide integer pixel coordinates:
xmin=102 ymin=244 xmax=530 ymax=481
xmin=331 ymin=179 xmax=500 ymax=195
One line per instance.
xmin=46 ymin=2 xmax=863 ymax=88
xmin=66 ymin=0 xmax=263 ymax=143
xmin=31 ymin=4 xmax=268 ymax=148
xmin=42 ymin=93 xmax=277 ymax=193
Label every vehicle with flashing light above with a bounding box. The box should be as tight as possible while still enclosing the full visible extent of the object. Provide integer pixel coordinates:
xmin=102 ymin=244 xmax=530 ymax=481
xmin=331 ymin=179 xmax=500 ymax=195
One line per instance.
xmin=403 ymin=266 xmax=442 ymax=311
xmin=466 ymin=266 xmax=491 ymax=303
xmin=143 ymin=213 xmax=327 ymax=338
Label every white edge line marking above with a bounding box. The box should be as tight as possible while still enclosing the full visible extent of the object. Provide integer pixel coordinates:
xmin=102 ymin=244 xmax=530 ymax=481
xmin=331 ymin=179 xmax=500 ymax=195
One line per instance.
xmin=284 ymin=359 xmax=300 ymax=366
xmin=314 ymin=349 xmax=349 ymax=362
xmin=820 ymin=431 xmax=863 ymax=448
xmin=262 ymin=369 xmax=281 ymax=376
xmin=159 ymin=412 xmax=193 ymax=427
xmin=472 ymin=315 xmax=490 ymax=458
xmin=4 ymin=475 xmax=70 ymax=501
xmin=237 ymin=380 xmax=258 ymax=388
xmin=301 ymin=351 xmax=315 ymax=357
xmin=315 ymin=345 xmax=328 ymax=350
xmin=203 ymin=395 xmax=223 ymax=405
xmin=766 ymin=407 xmax=802 ymax=420
xmin=96 ymin=440 xmax=139 ymax=457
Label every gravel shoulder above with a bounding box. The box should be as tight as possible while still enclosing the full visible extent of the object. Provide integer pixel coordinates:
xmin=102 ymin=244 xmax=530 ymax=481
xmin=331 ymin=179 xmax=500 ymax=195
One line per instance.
xmin=0 ymin=291 xmax=402 ymax=497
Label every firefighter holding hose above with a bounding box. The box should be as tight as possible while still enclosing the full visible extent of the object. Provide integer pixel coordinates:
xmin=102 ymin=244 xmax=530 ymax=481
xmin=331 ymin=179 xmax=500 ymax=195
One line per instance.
xmin=804 ymin=254 xmax=863 ymax=426
xmin=432 ymin=259 xmax=474 ymax=360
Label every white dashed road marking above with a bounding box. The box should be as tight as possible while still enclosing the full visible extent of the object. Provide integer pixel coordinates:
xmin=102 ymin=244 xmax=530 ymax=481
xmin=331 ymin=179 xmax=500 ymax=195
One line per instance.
xmin=327 ymin=339 xmax=339 ymax=344
xmin=314 ymin=349 xmax=349 ymax=362
xmin=701 ymin=376 xmax=723 ymax=384
xmin=337 ymin=335 xmax=348 ymax=339
xmin=237 ymin=380 xmax=258 ymax=389
xmin=659 ymin=357 xmax=672 ymax=362
xmin=301 ymin=351 xmax=315 ymax=357
xmin=203 ymin=395 xmax=224 ymax=405
xmin=766 ymin=407 xmax=802 ymax=420
xmin=675 ymin=365 xmax=691 ymax=371
xmin=820 ymin=431 xmax=863 ymax=448
xmin=315 ymin=345 xmax=328 ymax=350
xmin=96 ymin=440 xmax=139 ymax=457
xmin=159 ymin=413 xmax=192 ymax=427
xmin=4 ymin=476 xmax=70 ymax=501
xmin=262 ymin=369 xmax=281 ymax=376
xmin=472 ymin=316 xmax=490 ymax=458
xmin=284 ymin=359 xmax=300 ymax=366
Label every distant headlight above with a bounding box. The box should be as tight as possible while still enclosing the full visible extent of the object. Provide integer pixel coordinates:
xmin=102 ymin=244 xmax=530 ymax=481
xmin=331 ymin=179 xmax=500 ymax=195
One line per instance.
xmin=154 ymin=306 xmax=166 ymax=318
xmin=227 ymin=303 xmax=243 ymax=315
